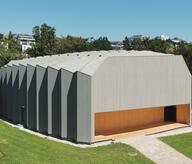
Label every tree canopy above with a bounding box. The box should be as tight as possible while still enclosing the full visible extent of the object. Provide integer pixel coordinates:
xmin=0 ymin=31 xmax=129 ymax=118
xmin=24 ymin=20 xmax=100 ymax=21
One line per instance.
xmin=91 ymin=37 xmax=112 ymax=51
xmin=26 ymin=24 xmax=112 ymax=56
xmin=55 ymin=35 xmax=90 ymax=54
xmin=0 ymin=41 xmax=24 ymax=67
xmin=28 ymin=23 xmax=56 ymax=57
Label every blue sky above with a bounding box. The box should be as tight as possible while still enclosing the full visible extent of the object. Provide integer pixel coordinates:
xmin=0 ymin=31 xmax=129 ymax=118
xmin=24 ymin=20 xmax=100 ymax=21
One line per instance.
xmin=0 ymin=0 xmax=192 ymax=41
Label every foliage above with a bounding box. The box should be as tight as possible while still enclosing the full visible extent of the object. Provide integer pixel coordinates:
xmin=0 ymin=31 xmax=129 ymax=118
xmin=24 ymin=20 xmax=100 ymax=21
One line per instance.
xmin=0 ymin=120 xmax=153 ymax=164
xmin=148 ymin=39 xmax=172 ymax=53
xmin=0 ymin=38 xmax=24 ymax=67
xmin=123 ymin=37 xmax=150 ymax=50
xmin=8 ymin=31 xmax=13 ymax=40
xmin=0 ymin=33 xmax=3 ymax=40
xmin=27 ymin=23 xmax=56 ymax=57
xmin=7 ymin=39 xmax=22 ymax=53
xmin=26 ymin=24 xmax=112 ymax=56
xmin=55 ymin=35 xmax=90 ymax=54
xmin=175 ymin=42 xmax=192 ymax=73
xmin=123 ymin=37 xmax=175 ymax=53
xmin=91 ymin=37 xmax=112 ymax=51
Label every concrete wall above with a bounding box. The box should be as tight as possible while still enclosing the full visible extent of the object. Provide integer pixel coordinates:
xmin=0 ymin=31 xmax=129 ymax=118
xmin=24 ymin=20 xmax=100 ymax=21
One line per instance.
xmin=92 ymin=56 xmax=191 ymax=113
xmin=6 ymin=66 xmax=12 ymax=121
xmin=47 ymin=68 xmax=78 ymax=141
xmin=62 ymin=70 xmax=77 ymax=141
xmin=12 ymin=65 xmax=19 ymax=123
xmin=36 ymin=66 xmax=48 ymax=134
xmin=2 ymin=67 xmax=7 ymax=118
xmin=19 ymin=64 xmax=27 ymax=126
xmin=77 ymin=72 xmax=92 ymax=143
xmin=60 ymin=69 xmax=72 ymax=139
xmin=47 ymin=67 xmax=61 ymax=137
xmin=27 ymin=65 xmax=37 ymax=130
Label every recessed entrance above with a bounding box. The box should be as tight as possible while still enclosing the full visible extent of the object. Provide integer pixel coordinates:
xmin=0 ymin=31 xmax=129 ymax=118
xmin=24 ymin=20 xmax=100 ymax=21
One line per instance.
xmin=164 ymin=106 xmax=176 ymax=122
xmin=95 ymin=104 xmax=190 ymax=141
xmin=20 ymin=106 xmax=27 ymax=127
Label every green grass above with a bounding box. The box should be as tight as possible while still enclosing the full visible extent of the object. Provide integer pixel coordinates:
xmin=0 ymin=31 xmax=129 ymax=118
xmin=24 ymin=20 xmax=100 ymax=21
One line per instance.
xmin=160 ymin=132 xmax=192 ymax=159
xmin=0 ymin=120 xmax=153 ymax=164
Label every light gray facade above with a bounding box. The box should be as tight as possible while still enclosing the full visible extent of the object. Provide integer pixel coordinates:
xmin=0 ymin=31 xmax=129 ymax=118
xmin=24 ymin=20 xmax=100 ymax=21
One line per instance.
xmin=0 ymin=50 xmax=191 ymax=144
xmin=78 ymin=55 xmax=191 ymax=143
xmin=91 ymin=56 xmax=191 ymax=112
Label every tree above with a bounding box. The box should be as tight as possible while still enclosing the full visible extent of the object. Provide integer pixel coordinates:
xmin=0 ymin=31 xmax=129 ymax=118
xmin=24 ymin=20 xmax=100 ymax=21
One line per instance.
xmin=175 ymin=42 xmax=192 ymax=73
xmin=55 ymin=35 xmax=89 ymax=54
xmin=27 ymin=23 xmax=56 ymax=57
xmin=148 ymin=39 xmax=170 ymax=53
xmin=91 ymin=37 xmax=112 ymax=50
xmin=0 ymin=43 xmax=25 ymax=67
xmin=54 ymin=36 xmax=112 ymax=54
xmin=8 ymin=31 xmax=13 ymax=40
xmin=0 ymin=34 xmax=24 ymax=67
xmin=7 ymin=39 xmax=22 ymax=53
xmin=123 ymin=37 xmax=150 ymax=50
xmin=0 ymin=33 xmax=3 ymax=41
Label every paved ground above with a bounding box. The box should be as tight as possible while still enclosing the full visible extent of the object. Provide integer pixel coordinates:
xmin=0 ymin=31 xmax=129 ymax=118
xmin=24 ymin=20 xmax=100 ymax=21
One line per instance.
xmin=148 ymin=126 xmax=192 ymax=138
xmin=116 ymin=134 xmax=192 ymax=164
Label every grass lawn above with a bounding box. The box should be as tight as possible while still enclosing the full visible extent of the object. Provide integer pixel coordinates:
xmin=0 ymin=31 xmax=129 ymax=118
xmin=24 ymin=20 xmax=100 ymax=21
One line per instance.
xmin=160 ymin=132 xmax=192 ymax=159
xmin=0 ymin=120 xmax=153 ymax=164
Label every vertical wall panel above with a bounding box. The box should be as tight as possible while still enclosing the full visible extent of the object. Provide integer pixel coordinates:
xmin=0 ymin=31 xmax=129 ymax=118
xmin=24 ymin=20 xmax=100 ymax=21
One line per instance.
xmin=27 ymin=65 xmax=37 ymax=130
xmin=77 ymin=72 xmax=92 ymax=143
xmin=58 ymin=69 xmax=73 ymax=139
xmin=48 ymin=68 xmax=61 ymax=137
xmin=12 ymin=65 xmax=19 ymax=123
xmin=66 ymin=71 xmax=77 ymax=141
xmin=6 ymin=66 xmax=12 ymax=121
xmin=2 ymin=67 xmax=7 ymax=118
xmin=36 ymin=66 xmax=48 ymax=134
xmin=19 ymin=65 xmax=27 ymax=126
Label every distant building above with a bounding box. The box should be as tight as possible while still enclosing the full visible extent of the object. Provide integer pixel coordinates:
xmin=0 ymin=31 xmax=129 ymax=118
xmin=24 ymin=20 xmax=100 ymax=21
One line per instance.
xmin=171 ymin=37 xmax=185 ymax=44
xmin=86 ymin=37 xmax=95 ymax=43
xmin=155 ymin=35 xmax=170 ymax=41
xmin=128 ymin=35 xmax=149 ymax=41
xmin=0 ymin=34 xmax=8 ymax=49
xmin=13 ymin=34 xmax=35 ymax=52
xmin=110 ymin=41 xmax=123 ymax=50
xmin=0 ymin=33 xmax=3 ymax=41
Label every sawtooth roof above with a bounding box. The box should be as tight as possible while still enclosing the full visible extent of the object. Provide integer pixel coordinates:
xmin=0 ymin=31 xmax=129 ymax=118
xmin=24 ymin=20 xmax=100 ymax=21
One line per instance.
xmin=4 ymin=50 xmax=174 ymax=75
